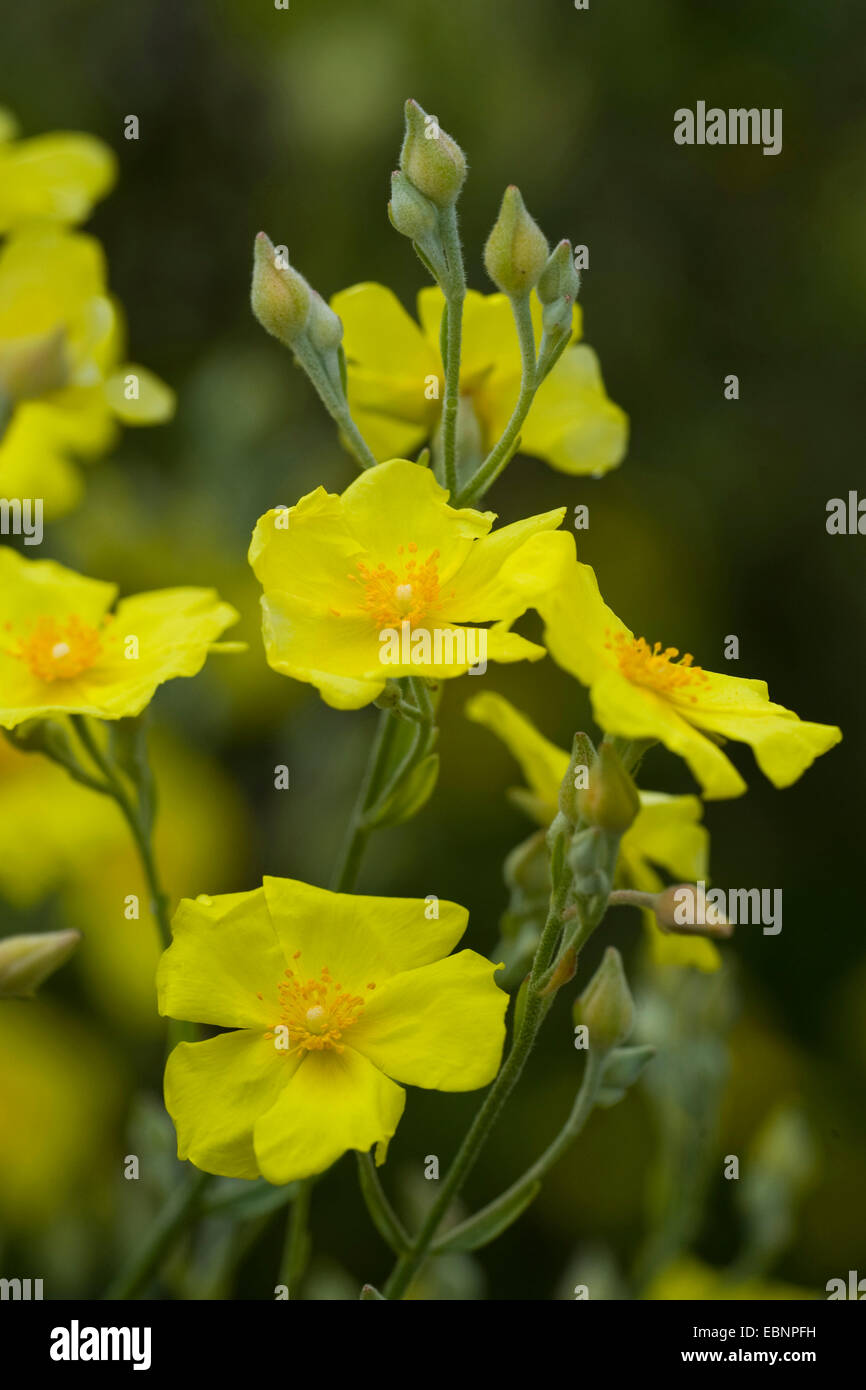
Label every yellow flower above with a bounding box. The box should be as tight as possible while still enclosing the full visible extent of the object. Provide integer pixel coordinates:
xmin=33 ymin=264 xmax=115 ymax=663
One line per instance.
xmin=248 ymin=456 xmax=565 ymax=709
xmin=466 ymin=690 xmax=717 ymax=969
xmin=0 ymin=108 xmax=116 ymax=234
xmin=502 ymin=532 xmax=841 ymax=799
xmin=331 ymin=283 xmax=628 ymax=476
xmin=0 ymin=229 xmax=175 ymax=516
xmin=158 ymin=877 xmax=507 ymax=1182
xmin=0 ymin=548 xmax=240 ymax=727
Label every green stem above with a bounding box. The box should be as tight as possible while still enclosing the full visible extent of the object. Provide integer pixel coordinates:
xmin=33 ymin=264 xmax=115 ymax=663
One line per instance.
xmin=456 ymin=293 xmax=537 ymax=506
xmin=293 ymin=338 xmax=379 ymax=471
xmin=381 ymin=857 xmax=572 ymax=1299
xmin=279 ymin=1176 xmax=313 ymax=1298
xmin=330 ymin=706 xmax=401 ymax=892
xmin=433 ymin=1049 xmax=605 ymax=1252
xmin=105 ymin=1168 xmax=210 ymax=1300
xmin=71 ymin=716 xmax=171 ymax=952
xmin=439 ymin=205 xmax=466 ymax=497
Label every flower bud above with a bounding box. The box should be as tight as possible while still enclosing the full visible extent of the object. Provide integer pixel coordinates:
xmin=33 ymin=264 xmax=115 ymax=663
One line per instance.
xmin=558 ymin=731 xmax=595 ymax=825
xmin=653 ymin=883 xmax=732 ymax=938
xmin=251 ymin=231 xmax=311 ymax=346
xmin=536 ymin=239 xmax=581 ymax=305
xmin=399 ymin=100 xmax=467 ymax=208
xmin=0 ymin=929 xmax=81 ymax=999
xmin=577 ymin=741 xmax=640 ymax=835
xmin=573 ymin=946 xmax=634 ymax=1051
xmin=0 ymin=327 xmax=69 ymax=402
xmin=483 ymin=186 xmax=549 ymax=296
xmin=306 ymin=291 xmax=343 ymax=353
xmin=388 ymin=169 xmax=439 ymax=241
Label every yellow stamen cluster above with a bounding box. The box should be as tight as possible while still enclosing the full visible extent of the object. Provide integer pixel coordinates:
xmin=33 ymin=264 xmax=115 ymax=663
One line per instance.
xmin=8 ymin=614 xmax=106 ymax=682
xmin=607 ymin=632 xmax=709 ymax=702
xmin=350 ymin=542 xmax=442 ymax=630
xmin=269 ymin=952 xmax=374 ymax=1054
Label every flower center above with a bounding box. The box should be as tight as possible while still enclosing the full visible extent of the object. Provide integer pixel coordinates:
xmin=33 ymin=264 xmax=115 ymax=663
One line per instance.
xmin=270 ymin=953 xmax=376 ymax=1053
xmin=8 ymin=614 xmax=104 ymax=682
xmin=350 ymin=543 xmax=441 ymax=630
xmin=607 ymin=632 xmax=709 ymax=702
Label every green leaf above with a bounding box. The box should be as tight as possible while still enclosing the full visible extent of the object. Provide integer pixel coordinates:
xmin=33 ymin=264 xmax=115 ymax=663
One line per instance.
xmin=371 ymin=752 xmax=440 ymax=828
xmin=432 ymin=1179 xmax=541 ymax=1254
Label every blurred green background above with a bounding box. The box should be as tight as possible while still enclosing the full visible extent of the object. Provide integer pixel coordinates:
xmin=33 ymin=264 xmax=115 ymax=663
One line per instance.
xmin=1 ymin=0 xmax=864 ymax=1299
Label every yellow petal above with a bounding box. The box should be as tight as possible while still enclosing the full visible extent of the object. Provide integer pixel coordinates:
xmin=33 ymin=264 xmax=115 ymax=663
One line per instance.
xmin=465 ymin=690 xmax=568 ymax=818
xmin=0 ymin=546 xmax=116 ymax=625
xmin=248 ymin=487 xmax=367 ymax=613
xmin=165 ymin=1030 xmax=291 ymax=1180
xmin=520 ymin=345 xmax=628 ymax=476
xmin=104 ymin=364 xmax=176 ymax=424
xmin=332 ymin=283 xmax=437 ymax=458
xmin=446 ymin=508 xmax=567 ymax=619
xmin=0 ymin=230 xmax=107 ymax=338
xmin=622 ymin=791 xmax=709 ymax=885
xmin=677 ymin=670 xmax=842 ymax=791
xmin=262 ymin=876 xmax=470 ymax=989
xmin=340 ymin=457 xmax=493 ymax=578
xmin=590 ymin=667 xmax=748 ymax=799
xmin=158 ymin=888 xmax=285 ymax=1030
xmin=350 ymin=950 xmax=507 ymax=1090
xmin=259 ymin=594 xmax=387 ymax=709
xmin=0 ymin=133 xmax=116 ymax=233
xmin=253 ymin=1047 xmax=405 ymax=1184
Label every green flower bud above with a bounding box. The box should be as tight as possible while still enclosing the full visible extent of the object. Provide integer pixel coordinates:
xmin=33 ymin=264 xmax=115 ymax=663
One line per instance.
xmin=0 ymin=929 xmax=81 ymax=999
xmin=558 ymin=731 xmax=596 ymax=825
xmin=251 ymin=231 xmax=311 ymax=346
xmin=577 ymin=741 xmax=640 ymax=835
xmin=0 ymin=327 xmax=69 ymax=402
xmin=537 ymin=239 xmax=581 ymax=305
xmin=573 ymin=946 xmax=634 ymax=1051
xmin=306 ymin=292 xmax=343 ymax=353
xmin=388 ymin=169 xmax=439 ymax=241
xmin=399 ymin=100 xmax=467 ymax=208
xmin=483 ymin=186 xmax=549 ymax=296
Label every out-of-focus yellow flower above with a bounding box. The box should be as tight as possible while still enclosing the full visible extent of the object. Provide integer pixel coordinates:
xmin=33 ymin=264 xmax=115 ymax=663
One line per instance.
xmin=0 ymin=1000 xmax=125 ymax=1231
xmin=0 ymin=548 xmax=240 ymax=728
xmin=466 ymin=690 xmax=717 ymax=970
xmin=0 ymin=230 xmax=175 ymax=516
xmin=0 ymin=108 xmax=116 ymax=234
xmin=502 ymin=532 xmax=841 ymax=799
xmin=0 ymin=730 xmax=251 ymax=1033
xmin=248 ymin=457 xmax=565 ymax=709
xmin=158 ymin=878 xmax=507 ymax=1182
xmin=331 ymin=283 xmax=627 ymax=477
xmin=646 ymin=1255 xmax=815 ymax=1301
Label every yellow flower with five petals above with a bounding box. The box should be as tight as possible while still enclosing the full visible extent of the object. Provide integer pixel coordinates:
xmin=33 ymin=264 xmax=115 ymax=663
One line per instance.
xmin=331 ymin=283 xmax=627 ymax=476
xmin=0 ymin=230 xmax=175 ymax=516
xmin=158 ymin=877 xmax=507 ymax=1183
xmin=501 ymin=532 xmax=841 ymax=799
xmin=0 ymin=548 xmax=240 ymax=728
xmin=466 ymin=690 xmax=717 ymax=969
xmin=248 ymin=457 xmax=566 ymax=709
